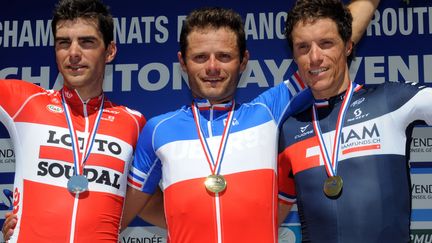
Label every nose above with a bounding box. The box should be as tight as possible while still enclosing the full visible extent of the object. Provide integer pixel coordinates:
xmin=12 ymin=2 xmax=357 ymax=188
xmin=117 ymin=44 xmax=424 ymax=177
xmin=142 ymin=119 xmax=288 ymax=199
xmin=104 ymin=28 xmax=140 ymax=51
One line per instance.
xmin=309 ymin=43 xmax=323 ymax=65
xmin=68 ymin=41 xmax=82 ymax=63
xmin=205 ymin=54 xmax=220 ymax=75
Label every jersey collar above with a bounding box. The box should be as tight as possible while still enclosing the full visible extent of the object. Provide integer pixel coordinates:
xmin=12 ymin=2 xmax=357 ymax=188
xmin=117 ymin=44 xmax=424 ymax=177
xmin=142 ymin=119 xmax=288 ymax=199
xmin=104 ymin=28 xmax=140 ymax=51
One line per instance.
xmin=193 ymin=98 xmax=234 ymax=111
xmin=313 ymin=83 xmax=363 ymax=108
xmin=61 ymin=86 xmax=104 ymax=107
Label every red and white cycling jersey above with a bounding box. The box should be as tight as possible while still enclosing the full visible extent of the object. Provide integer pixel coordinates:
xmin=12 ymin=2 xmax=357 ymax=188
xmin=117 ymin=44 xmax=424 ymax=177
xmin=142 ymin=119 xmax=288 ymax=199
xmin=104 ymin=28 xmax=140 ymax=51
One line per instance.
xmin=0 ymin=79 xmax=145 ymax=242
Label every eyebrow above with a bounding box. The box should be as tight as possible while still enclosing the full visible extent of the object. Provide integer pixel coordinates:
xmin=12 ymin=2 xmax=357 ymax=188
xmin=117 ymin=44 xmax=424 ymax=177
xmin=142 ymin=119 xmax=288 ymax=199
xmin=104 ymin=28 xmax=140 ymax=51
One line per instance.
xmin=55 ymin=36 xmax=98 ymax=41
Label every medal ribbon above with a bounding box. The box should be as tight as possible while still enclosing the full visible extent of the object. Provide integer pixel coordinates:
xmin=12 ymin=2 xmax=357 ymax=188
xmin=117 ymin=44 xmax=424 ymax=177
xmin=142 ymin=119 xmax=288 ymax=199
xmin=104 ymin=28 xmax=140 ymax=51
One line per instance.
xmin=312 ymin=82 xmax=356 ymax=177
xmin=192 ymin=101 xmax=235 ymax=175
xmin=61 ymin=90 xmax=104 ymax=176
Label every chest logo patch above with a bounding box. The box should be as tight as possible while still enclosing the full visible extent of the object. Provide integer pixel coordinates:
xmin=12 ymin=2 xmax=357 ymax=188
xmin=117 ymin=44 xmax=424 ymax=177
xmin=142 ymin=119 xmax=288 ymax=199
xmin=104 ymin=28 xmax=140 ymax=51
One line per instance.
xmin=46 ymin=104 xmax=64 ymax=113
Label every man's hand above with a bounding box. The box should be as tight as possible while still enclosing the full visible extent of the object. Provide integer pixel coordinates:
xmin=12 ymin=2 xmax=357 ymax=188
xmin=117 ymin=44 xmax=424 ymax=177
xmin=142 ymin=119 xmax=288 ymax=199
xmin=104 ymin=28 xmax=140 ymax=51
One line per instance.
xmin=2 ymin=212 xmax=17 ymax=241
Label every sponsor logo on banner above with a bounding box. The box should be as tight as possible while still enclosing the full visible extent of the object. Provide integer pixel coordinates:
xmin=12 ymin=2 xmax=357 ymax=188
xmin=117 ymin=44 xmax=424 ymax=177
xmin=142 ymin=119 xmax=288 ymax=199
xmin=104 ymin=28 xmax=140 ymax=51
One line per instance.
xmin=120 ymin=226 xmax=167 ymax=243
xmin=411 ymin=174 xmax=432 ymax=208
xmin=279 ymin=205 xmax=301 ymax=242
xmin=0 ymin=139 xmax=15 ymax=172
xmin=278 ymin=225 xmax=301 ymax=243
xmin=410 ymin=127 xmax=432 ymax=163
xmin=0 ymin=184 xmax=14 ymax=243
xmin=411 ymin=229 xmax=432 ymax=243
xmin=0 ymin=185 xmax=13 ymax=211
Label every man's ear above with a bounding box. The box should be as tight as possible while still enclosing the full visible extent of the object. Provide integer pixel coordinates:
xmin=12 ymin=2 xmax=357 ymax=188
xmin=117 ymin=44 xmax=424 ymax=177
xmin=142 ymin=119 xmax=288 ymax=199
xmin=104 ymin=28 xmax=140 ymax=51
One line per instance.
xmin=178 ymin=51 xmax=187 ymax=72
xmin=239 ymin=50 xmax=250 ymax=73
xmin=105 ymin=41 xmax=117 ymax=63
xmin=345 ymin=40 xmax=353 ymax=57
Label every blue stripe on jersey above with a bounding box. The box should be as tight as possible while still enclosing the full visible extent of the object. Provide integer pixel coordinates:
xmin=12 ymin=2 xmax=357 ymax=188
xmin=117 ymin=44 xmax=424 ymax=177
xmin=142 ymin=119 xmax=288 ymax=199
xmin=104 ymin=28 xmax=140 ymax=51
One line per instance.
xmin=129 ymin=170 xmax=145 ymax=183
xmin=148 ymin=81 xmax=310 ymax=152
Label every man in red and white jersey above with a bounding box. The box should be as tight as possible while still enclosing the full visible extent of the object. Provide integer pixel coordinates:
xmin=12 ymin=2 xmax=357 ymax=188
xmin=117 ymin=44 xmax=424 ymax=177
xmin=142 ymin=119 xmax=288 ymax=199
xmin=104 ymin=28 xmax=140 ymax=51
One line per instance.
xmin=0 ymin=0 xmax=148 ymax=241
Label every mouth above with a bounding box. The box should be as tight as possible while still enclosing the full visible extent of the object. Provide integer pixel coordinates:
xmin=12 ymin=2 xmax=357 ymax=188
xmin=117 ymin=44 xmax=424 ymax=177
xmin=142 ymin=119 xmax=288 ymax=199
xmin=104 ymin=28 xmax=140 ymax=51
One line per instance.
xmin=67 ymin=65 xmax=86 ymax=72
xmin=202 ymin=77 xmax=224 ymax=82
xmin=309 ymin=67 xmax=328 ymax=75
xmin=201 ymin=76 xmax=226 ymax=85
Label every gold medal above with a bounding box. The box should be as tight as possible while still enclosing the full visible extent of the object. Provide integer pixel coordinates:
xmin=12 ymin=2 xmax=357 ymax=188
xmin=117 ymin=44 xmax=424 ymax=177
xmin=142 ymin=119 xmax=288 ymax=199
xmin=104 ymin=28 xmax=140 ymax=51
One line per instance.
xmin=323 ymin=176 xmax=343 ymax=197
xmin=204 ymin=174 xmax=227 ymax=193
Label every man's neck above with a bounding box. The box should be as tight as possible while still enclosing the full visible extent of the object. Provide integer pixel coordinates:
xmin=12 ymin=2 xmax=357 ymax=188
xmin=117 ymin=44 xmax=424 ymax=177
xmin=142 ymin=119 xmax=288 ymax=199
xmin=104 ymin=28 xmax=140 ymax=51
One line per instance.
xmin=66 ymin=86 xmax=103 ymax=102
xmin=312 ymin=80 xmax=351 ymax=100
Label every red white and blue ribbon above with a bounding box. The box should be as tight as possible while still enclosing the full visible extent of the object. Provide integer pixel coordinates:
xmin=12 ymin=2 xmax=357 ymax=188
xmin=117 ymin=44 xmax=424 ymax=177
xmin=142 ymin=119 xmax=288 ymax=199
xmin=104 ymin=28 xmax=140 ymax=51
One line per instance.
xmin=192 ymin=101 xmax=235 ymax=175
xmin=312 ymin=82 xmax=357 ymax=177
xmin=61 ymin=90 xmax=104 ymax=176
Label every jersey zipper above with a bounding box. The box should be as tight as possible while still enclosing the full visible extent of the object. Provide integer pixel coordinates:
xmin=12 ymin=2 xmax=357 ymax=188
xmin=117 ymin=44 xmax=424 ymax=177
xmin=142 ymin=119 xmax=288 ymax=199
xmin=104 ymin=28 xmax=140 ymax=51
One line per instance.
xmin=208 ymin=107 xmax=223 ymax=243
xmin=69 ymin=101 xmax=90 ymax=243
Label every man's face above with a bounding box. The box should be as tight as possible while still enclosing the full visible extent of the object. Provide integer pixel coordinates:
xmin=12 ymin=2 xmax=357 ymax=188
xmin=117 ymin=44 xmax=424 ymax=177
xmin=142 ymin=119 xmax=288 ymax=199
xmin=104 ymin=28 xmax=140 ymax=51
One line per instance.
xmin=55 ymin=18 xmax=116 ymax=94
xmin=178 ymin=27 xmax=249 ymax=104
xmin=292 ymin=18 xmax=352 ymax=99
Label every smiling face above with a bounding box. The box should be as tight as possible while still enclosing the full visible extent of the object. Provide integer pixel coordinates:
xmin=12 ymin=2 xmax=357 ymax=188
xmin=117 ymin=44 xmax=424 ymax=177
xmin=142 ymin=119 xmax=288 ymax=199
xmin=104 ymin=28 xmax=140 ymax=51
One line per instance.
xmin=292 ymin=18 xmax=353 ymax=99
xmin=178 ymin=27 xmax=249 ymax=104
xmin=54 ymin=17 xmax=116 ymax=100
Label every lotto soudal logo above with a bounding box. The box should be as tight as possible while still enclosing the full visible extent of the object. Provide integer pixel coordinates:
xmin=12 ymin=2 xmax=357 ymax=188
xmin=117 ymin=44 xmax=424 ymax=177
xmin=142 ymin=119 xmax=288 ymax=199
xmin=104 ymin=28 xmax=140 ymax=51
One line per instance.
xmin=47 ymin=130 xmax=122 ymax=155
xmin=37 ymin=161 xmax=121 ymax=189
xmin=46 ymin=104 xmax=64 ymax=113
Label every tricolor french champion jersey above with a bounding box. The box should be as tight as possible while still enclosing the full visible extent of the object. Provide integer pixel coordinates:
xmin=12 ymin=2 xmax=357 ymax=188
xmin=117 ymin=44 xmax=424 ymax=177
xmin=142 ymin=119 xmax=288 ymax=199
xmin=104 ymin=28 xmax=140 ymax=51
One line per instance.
xmin=0 ymin=79 xmax=145 ymax=242
xmin=278 ymin=82 xmax=432 ymax=243
xmin=128 ymin=78 xmax=309 ymax=243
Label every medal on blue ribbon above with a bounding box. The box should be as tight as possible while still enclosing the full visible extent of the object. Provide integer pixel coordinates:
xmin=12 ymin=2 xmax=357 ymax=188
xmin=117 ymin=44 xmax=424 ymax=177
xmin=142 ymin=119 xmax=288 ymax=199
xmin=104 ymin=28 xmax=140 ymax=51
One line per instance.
xmin=204 ymin=174 xmax=227 ymax=193
xmin=312 ymin=82 xmax=358 ymax=198
xmin=192 ymin=100 xmax=235 ymax=194
xmin=67 ymin=175 xmax=89 ymax=194
xmin=62 ymin=90 xmax=104 ymax=195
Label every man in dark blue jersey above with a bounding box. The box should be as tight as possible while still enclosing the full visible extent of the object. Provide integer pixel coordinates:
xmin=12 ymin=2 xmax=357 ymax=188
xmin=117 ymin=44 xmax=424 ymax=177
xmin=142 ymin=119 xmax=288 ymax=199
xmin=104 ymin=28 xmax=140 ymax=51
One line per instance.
xmin=278 ymin=0 xmax=432 ymax=242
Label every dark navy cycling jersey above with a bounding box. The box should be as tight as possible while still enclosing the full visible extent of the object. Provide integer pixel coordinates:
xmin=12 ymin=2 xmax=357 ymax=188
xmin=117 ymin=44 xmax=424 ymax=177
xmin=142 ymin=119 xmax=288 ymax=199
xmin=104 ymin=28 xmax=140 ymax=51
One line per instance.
xmin=278 ymin=82 xmax=432 ymax=243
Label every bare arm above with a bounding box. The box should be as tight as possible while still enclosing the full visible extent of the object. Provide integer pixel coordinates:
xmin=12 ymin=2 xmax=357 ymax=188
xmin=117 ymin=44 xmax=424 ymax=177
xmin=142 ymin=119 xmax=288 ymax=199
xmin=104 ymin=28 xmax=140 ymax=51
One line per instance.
xmin=348 ymin=0 xmax=381 ymax=44
xmin=121 ymin=186 xmax=154 ymax=231
xmin=278 ymin=203 xmax=293 ymax=226
xmin=136 ymin=187 xmax=166 ymax=229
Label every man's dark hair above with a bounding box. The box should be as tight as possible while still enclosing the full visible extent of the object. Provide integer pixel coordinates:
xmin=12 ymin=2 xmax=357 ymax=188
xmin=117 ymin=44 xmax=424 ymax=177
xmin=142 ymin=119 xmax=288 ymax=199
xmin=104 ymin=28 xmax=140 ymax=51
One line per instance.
xmin=285 ymin=0 xmax=354 ymax=62
xmin=179 ymin=7 xmax=247 ymax=62
xmin=51 ymin=0 xmax=114 ymax=48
